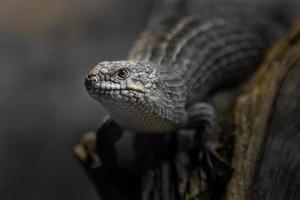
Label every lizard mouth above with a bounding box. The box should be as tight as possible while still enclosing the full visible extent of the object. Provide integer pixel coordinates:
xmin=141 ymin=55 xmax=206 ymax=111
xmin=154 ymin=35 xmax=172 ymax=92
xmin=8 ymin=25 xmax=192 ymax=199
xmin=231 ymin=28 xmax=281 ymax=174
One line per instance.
xmin=85 ymin=77 xmax=145 ymax=99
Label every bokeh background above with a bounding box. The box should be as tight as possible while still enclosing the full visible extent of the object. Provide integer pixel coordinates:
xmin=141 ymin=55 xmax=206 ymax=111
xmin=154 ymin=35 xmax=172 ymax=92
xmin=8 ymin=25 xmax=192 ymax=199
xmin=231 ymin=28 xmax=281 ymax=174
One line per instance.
xmin=0 ymin=0 xmax=151 ymax=199
xmin=0 ymin=0 xmax=298 ymax=200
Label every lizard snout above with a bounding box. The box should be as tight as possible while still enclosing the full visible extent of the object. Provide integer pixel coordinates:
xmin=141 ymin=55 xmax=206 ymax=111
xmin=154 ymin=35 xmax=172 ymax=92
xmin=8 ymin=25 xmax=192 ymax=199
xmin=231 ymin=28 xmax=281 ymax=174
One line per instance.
xmin=85 ymin=75 xmax=99 ymax=88
xmin=88 ymin=74 xmax=99 ymax=82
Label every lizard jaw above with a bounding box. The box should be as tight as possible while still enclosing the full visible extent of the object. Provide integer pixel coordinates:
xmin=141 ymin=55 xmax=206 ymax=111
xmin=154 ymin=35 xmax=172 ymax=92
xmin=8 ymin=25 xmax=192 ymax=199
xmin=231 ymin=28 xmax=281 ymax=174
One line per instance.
xmin=85 ymin=76 xmax=146 ymax=102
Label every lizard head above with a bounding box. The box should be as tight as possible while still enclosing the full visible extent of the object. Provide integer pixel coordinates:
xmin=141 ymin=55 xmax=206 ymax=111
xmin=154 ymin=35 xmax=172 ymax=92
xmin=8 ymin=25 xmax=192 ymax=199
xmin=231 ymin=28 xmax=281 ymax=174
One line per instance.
xmin=85 ymin=60 xmax=176 ymax=132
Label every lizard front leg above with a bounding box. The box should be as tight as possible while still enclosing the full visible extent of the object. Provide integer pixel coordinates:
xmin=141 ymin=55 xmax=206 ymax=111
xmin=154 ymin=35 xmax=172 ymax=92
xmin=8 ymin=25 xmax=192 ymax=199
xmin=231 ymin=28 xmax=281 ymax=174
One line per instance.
xmin=186 ymin=102 xmax=216 ymax=149
xmin=185 ymin=102 xmax=218 ymax=193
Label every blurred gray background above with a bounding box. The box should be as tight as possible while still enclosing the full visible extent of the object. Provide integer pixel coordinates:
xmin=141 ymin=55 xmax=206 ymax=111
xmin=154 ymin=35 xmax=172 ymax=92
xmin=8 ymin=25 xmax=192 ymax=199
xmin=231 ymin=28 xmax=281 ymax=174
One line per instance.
xmin=0 ymin=0 xmax=151 ymax=199
xmin=0 ymin=0 xmax=298 ymax=200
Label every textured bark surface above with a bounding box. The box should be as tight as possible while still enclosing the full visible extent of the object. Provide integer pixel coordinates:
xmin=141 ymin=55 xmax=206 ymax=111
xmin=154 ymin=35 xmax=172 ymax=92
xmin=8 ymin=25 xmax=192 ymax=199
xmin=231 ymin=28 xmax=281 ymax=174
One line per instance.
xmin=74 ymin=120 xmax=220 ymax=200
xmin=74 ymin=19 xmax=300 ymax=200
xmin=227 ymin=18 xmax=300 ymax=200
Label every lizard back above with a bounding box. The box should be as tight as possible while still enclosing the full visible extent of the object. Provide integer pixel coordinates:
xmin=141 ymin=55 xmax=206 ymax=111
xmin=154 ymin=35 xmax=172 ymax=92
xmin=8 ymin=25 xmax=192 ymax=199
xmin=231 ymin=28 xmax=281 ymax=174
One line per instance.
xmin=129 ymin=13 xmax=283 ymax=104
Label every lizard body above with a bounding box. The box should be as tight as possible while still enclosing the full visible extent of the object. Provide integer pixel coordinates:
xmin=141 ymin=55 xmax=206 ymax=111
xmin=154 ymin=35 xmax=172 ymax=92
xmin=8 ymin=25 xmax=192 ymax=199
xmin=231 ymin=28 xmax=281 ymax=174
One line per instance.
xmin=85 ymin=12 xmax=282 ymax=134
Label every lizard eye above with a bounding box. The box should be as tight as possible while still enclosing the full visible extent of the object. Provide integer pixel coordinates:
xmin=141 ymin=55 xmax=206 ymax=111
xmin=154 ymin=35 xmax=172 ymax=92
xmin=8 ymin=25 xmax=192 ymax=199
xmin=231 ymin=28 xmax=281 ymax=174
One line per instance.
xmin=117 ymin=69 xmax=129 ymax=79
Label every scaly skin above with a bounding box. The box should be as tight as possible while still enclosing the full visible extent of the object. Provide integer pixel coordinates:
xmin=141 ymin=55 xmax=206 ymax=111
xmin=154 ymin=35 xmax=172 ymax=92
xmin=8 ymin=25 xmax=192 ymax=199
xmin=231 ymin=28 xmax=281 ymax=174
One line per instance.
xmin=85 ymin=15 xmax=282 ymax=134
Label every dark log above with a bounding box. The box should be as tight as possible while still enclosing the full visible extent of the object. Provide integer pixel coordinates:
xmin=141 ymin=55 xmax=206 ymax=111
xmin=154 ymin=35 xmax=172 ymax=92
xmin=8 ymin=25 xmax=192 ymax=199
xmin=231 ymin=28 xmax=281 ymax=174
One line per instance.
xmin=74 ymin=120 xmax=222 ymax=200
xmin=226 ymin=18 xmax=300 ymax=200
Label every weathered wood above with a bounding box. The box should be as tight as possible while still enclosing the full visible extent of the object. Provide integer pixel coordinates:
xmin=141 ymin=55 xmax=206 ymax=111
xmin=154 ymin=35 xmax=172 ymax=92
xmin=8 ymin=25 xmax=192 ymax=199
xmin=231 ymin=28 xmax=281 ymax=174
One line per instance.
xmin=74 ymin=120 xmax=215 ymax=200
xmin=227 ymin=18 xmax=300 ymax=200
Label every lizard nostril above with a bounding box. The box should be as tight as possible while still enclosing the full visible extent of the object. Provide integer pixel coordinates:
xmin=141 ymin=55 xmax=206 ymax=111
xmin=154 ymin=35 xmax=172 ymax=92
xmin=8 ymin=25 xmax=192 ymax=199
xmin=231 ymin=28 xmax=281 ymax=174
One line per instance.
xmin=85 ymin=75 xmax=99 ymax=88
xmin=88 ymin=74 xmax=98 ymax=82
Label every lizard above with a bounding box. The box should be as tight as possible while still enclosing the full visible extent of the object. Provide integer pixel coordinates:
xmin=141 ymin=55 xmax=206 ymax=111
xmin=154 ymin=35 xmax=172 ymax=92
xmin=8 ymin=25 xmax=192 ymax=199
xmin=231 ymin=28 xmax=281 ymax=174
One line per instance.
xmin=84 ymin=0 xmax=284 ymax=167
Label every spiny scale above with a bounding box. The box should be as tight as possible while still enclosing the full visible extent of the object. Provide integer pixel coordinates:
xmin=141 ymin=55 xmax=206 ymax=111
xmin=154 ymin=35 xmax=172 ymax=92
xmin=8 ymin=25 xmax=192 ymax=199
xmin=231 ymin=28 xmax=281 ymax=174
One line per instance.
xmin=129 ymin=15 xmax=281 ymax=102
